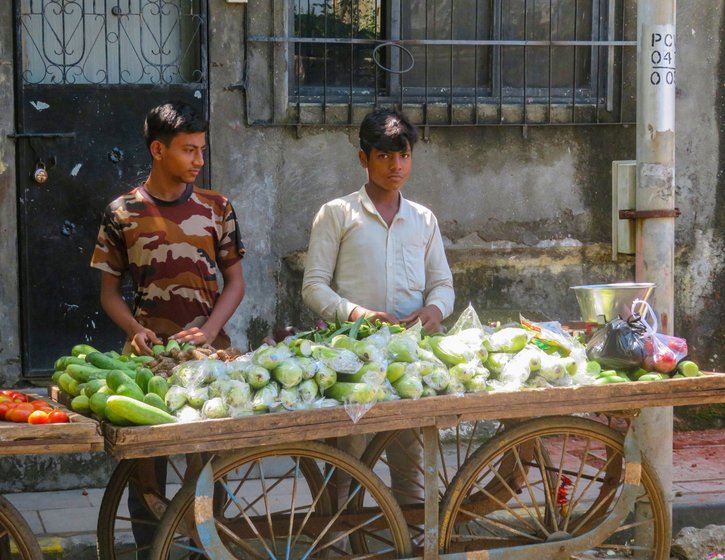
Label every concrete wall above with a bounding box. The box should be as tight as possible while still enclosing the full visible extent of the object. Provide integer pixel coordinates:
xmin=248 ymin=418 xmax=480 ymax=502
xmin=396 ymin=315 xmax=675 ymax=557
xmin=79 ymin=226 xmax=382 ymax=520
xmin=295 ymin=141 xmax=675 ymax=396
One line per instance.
xmin=0 ymin=2 xmax=721 ymax=386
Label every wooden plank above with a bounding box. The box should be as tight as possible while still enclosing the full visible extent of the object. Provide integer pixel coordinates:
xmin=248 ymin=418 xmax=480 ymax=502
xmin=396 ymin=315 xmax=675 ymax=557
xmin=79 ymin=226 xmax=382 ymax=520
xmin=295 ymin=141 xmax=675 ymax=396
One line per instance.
xmin=0 ymin=393 xmax=103 ymax=456
xmin=102 ymin=373 xmax=725 ymax=460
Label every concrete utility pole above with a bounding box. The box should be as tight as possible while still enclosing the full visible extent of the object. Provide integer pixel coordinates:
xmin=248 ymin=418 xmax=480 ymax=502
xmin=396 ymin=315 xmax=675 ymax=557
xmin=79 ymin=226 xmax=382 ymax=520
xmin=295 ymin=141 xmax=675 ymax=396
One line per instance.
xmin=635 ymin=0 xmax=676 ymax=547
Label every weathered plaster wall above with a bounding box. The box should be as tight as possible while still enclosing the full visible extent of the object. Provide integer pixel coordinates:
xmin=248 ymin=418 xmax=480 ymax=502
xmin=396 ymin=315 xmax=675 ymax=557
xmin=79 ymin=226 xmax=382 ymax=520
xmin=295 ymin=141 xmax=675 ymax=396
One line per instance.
xmin=0 ymin=1 xmax=21 ymax=387
xmin=206 ymin=3 xmax=722 ymax=372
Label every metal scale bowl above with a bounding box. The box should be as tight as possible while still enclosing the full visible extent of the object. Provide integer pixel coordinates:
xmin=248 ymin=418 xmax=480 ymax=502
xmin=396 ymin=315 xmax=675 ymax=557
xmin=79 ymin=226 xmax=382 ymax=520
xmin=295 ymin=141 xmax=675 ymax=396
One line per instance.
xmin=570 ymin=282 xmax=656 ymax=326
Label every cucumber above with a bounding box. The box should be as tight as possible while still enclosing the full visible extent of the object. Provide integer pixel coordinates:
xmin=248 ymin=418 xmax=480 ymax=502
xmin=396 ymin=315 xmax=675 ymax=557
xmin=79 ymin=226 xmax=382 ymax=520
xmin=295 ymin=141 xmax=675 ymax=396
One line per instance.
xmin=71 ymin=394 xmax=90 ymax=413
xmin=86 ymin=351 xmax=136 ymax=372
xmin=637 ymin=373 xmax=664 ymax=382
xmin=129 ymin=355 xmax=155 ymax=365
xmin=51 ymin=370 xmax=64 ymax=385
xmin=107 ymin=370 xmax=137 ymax=392
xmin=58 ymin=373 xmax=80 ymax=396
xmin=104 ymin=406 xmax=133 ymax=426
xmin=104 ymin=350 xmax=121 ymax=359
xmin=134 ymin=368 xmax=153 ymax=394
xmin=106 ymin=395 xmax=177 ymax=425
xmin=71 ymin=344 xmax=99 ymax=357
xmin=54 ymin=355 xmax=87 ymax=371
xmin=89 ymin=392 xmax=110 ymax=418
xmin=147 ymin=376 xmax=169 ymax=399
xmin=66 ymin=363 xmax=107 ymax=383
xmin=677 ymin=360 xmax=701 ymax=377
xmin=165 ymin=339 xmax=181 ymax=355
xmin=116 ymin=382 xmax=146 ymax=402
xmin=152 ymin=344 xmax=166 ymax=356
xmin=143 ymin=392 xmax=171 ymax=413
xmin=83 ymin=379 xmax=107 ymax=398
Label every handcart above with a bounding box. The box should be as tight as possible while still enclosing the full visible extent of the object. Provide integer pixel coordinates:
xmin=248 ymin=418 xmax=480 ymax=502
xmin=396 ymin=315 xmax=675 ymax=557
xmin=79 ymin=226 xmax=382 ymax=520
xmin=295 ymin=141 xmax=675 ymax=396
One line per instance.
xmin=0 ymin=395 xmax=103 ymax=560
xmin=91 ymin=372 xmax=725 ymax=560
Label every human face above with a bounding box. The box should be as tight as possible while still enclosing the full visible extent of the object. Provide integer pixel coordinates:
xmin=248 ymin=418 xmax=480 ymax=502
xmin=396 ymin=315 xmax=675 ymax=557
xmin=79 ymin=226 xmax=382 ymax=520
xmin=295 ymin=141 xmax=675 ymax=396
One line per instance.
xmin=152 ymin=131 xmax=206 ymax=185
xmin=359 ymin=145 xmax=412 ymax=194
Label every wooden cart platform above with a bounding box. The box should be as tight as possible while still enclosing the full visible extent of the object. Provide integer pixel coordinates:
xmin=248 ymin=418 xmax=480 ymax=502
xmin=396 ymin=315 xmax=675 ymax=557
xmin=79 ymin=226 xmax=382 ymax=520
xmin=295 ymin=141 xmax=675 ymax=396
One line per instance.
xmin=0 ymin=394 xmax=103 ymax=456
xmin=101 ymin=372 xmax=725 ymax=460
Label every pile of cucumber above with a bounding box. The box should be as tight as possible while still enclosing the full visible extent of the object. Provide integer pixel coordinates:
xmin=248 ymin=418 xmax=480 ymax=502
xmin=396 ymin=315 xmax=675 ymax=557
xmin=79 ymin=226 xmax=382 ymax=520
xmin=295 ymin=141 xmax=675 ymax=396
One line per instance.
xmin=53 ymin=343 xmax=177 ymax=426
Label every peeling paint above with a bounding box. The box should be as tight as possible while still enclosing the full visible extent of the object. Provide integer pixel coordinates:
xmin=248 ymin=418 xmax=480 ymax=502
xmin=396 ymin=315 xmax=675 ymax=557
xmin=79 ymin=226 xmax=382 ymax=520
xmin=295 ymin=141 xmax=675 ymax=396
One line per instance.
xmin=30 ymin=100 xmax=49 ymax=111
xmin=70 ymin=163 xmax=82 ymax=176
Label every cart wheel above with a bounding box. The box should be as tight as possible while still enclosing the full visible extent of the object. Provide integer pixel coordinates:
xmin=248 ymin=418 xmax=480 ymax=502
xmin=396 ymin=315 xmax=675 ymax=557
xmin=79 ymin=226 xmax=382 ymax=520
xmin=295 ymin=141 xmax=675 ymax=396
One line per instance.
xmin=0 ymin=494 xmax=42 ymax=560
xmin=150 ymin=441 xmax=413 ymax=559
xmin=97 ymin=455 xmax=195 ymax=559
xmin=439 ymin=416 xmax=670 ymax=560
xmin=359 ymin=420 xmax=517 ymax=547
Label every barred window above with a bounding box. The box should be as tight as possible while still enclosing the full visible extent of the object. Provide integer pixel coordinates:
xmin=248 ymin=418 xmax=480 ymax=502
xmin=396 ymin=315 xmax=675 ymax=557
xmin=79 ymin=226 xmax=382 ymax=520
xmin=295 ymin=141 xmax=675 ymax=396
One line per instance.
xmin=246 ymin=0 xmax=636 ymax=126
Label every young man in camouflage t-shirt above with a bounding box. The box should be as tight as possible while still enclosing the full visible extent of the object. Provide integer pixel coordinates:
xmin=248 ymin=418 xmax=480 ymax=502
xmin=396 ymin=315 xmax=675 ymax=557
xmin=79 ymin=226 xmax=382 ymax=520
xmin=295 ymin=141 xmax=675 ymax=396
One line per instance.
xmin=91 ymin=101 xmax=245 ymax=355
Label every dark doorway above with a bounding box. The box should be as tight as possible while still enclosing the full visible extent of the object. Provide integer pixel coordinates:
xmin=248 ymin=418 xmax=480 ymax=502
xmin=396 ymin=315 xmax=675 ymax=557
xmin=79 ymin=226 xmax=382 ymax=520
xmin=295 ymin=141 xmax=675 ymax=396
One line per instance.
xmin=14 ymin=0 xmax=209 ymax=378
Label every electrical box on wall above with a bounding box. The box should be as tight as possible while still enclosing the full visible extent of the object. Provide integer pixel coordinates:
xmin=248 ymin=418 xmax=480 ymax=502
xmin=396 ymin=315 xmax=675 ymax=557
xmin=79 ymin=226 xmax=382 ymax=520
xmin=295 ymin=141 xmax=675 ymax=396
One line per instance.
xmin=611 ymin=160 xmax=636 ymax=260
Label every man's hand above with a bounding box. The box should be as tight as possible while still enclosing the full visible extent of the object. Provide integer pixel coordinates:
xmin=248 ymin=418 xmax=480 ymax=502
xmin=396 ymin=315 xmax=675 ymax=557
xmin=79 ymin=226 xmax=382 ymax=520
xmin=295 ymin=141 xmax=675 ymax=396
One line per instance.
xmin=130 ymin=328 xmax=162 ymax=356
xmin=170 ymin=326 xmax=215 ymax=347
xmin=348 ymin=306 xmax=398 ymax=325
xmin=400 ymin=305 xmax=444 ymax=333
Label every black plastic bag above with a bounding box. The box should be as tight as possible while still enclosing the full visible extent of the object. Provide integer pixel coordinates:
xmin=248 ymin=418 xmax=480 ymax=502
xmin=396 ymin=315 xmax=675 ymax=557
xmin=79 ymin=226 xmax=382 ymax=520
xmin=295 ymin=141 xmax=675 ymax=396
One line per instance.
xmin=586 ymin=315 xmax=646 ymax=370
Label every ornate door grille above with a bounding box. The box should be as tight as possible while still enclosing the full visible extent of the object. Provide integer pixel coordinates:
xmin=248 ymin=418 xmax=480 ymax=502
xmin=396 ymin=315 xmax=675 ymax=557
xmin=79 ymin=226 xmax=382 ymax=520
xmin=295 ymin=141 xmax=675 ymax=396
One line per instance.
xmin=18 ymin=0 xmax=207 ymax=85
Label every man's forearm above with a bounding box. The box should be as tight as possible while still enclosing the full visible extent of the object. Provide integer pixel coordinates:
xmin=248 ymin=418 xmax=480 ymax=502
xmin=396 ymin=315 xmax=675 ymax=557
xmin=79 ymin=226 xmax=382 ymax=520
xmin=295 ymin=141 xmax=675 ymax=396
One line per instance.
xmin=202 ymin=264 xmax=245 ymax=340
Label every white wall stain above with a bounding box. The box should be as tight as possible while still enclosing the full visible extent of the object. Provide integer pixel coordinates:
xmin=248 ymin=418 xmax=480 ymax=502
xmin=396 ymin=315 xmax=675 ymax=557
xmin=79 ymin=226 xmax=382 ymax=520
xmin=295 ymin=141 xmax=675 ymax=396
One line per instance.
xmin=194 ymin=90 xmax=202 ymax=99
xmin=70 ymin=163 xmax=82 ymax=176
xmin=30 ymin=101 xmax=49 ymax=111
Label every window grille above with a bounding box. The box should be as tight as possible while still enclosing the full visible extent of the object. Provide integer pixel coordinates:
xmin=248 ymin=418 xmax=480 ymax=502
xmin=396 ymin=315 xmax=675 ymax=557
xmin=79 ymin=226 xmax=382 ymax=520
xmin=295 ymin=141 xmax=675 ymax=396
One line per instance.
xmin=18 ymin=0 xmax=207 ymax=85
xmin=245 ymin=0 xmax=636 ymax=126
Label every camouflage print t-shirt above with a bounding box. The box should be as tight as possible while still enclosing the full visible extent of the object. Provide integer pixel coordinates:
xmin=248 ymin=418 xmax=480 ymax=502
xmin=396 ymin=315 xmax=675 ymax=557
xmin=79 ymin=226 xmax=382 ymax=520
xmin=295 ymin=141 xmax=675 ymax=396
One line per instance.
xmin=91 ymin=184 xmax=245 ymax=347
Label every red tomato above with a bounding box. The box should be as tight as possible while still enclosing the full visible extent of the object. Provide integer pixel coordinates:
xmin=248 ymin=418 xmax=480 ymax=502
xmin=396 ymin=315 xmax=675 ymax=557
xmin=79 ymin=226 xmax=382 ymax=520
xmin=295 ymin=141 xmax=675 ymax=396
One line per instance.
xmin=47 ymin=410 xmax=70 ymax=424
xmin=0 ymin=395 xmax=10 ymax=404
xmin=0 ymin=390 xmax=14 ymax=397
xmin=7 ymin=408 xmax=32 ymax=423
xmin=0 ymin=402 xmax=14 ymax=420
xmin=9 ymin=392 xmax=28 ymax=402
xmin=30 ymin=400 xmax=49 ymax=409
xmin=27 ymin=410 xmax=49 ymax=424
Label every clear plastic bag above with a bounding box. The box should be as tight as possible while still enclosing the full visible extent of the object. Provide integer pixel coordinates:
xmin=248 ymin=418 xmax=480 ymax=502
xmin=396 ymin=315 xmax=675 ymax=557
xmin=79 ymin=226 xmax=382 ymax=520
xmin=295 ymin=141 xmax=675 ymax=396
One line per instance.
xmin=634 ymin=299 xmax=689 ymax=374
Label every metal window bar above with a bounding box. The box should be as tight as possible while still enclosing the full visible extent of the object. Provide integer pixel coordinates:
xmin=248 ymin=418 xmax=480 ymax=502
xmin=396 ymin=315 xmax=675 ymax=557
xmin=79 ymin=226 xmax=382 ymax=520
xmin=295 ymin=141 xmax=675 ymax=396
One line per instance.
xmin=254 ymin=1 xmax=636 ymax=127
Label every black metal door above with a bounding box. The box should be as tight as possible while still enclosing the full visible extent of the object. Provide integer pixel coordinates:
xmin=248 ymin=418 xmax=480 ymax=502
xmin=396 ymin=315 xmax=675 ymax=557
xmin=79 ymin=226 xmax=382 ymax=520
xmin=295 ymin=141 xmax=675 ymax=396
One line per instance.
xmin=15 ymin=0 xmax=208 ymax=378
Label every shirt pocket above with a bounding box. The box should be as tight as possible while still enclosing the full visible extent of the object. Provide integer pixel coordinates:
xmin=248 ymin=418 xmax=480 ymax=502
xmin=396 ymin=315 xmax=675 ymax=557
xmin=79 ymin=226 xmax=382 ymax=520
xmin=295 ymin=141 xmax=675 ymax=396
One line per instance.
xmin=402 ymin=242 xmax=426 ymax=292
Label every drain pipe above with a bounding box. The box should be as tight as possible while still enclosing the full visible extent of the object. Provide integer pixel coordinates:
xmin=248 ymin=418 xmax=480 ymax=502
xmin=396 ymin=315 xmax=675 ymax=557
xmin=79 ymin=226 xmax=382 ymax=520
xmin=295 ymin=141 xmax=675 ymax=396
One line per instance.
xmin=634 ymin=0 xmax=676 ymax=547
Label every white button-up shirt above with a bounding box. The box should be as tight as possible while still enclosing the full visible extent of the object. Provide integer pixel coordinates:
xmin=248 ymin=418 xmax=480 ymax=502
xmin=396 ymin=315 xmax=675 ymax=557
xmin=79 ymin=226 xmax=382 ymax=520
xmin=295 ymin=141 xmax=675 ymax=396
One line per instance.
xmin=302 ymin=186 xmax=455 ymax=323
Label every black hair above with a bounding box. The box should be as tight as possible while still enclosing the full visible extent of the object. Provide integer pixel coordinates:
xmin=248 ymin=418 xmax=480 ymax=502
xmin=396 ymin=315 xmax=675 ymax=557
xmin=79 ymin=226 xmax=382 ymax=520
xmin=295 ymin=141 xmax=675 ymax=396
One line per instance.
xmin=359 ymin=107 xmax=419 ymax=156
xmin=143 ymin=101 xmax=208 ymax=150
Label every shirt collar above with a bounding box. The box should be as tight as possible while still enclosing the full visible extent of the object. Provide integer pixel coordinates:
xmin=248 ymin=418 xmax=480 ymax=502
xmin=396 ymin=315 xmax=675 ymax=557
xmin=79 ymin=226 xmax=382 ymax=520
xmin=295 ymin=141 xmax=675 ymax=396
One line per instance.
xmin=358 ymin=185 xmax=411 ymax=222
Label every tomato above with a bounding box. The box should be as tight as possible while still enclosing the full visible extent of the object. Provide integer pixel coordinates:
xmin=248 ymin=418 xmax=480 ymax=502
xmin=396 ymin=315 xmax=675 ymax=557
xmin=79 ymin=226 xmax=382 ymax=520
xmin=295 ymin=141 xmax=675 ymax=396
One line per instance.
xmin=47 ymin=410 xmax=70 ymax=424
xmin=7 ymin=391 xmax=28 ymax=402
xmin=0 ymin=390 xmax=14 ymax=397
xmin=7 ymin=408 xmax=32 ymax=423
xmin=27 ymin=410 xmax=49 ymax=424
xmin=30 ymin=400 xmax=49 ymax=409
xmin=0 ymin=402 xmax=14 ymax=420
xmin=0 ymin=395 xmax=10 ymax=404
xmin=37 ymin=406 xmax=54 ymax=414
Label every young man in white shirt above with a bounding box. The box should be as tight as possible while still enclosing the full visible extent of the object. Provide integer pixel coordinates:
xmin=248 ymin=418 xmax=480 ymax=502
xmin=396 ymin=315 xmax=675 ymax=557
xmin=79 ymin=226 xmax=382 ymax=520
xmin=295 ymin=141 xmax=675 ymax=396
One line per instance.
xmin=302 ymin=107 xmax=454 ymax=332
xmin=302 ymin=107 xmax=455 ymax=505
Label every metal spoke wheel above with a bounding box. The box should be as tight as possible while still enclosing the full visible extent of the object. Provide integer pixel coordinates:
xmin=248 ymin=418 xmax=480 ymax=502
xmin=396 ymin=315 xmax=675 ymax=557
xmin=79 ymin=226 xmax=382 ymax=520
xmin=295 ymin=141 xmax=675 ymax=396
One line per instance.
xmin=150 ymin=441 xmax=413 ymax=559
xmin=358 ymin=420 xmax=513 ymax=548
xmin=97 ymin=455 xmax=196 ymax=559
xmin=439 ymin=416 xmax=670 ymax=560
xmin=0 ymin=494 xmax=42 ymax=560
